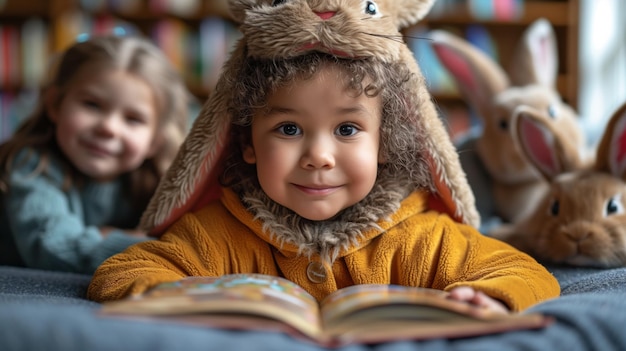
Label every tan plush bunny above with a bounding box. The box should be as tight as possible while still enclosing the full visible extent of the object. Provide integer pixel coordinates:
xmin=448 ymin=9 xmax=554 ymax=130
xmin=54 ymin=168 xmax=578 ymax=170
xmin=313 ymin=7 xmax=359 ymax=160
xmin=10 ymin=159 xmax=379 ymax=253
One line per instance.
xmin=490 ymin=102 xmax=626 ymax=268
xmin=140 ymin=0 xmax=480 ymax=236
xmin=429 ymin=18 xmax=584 ymax=224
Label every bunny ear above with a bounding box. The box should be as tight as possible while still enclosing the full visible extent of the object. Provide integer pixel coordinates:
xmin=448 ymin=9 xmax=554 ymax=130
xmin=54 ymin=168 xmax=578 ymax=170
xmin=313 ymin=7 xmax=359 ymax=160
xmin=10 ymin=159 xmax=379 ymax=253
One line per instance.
xmin=595 ymin=102 xmax=626 ymax=179
xmin=140 ymin=42 xmax=248 ymax=236
xmin=228 ymin=0 xmax=266 ymax=24
xmin=429 ymin=30 xmax=509 ymax=119
xmin=513 ymin=105 xmax=581 ymax=181
xmin=509 ymin=18 xmax=558 ymax=88
xmin=394 ymin=0 xmax=437 ymax=29
xmin=394 ymin=46 xmax=480 ymax=228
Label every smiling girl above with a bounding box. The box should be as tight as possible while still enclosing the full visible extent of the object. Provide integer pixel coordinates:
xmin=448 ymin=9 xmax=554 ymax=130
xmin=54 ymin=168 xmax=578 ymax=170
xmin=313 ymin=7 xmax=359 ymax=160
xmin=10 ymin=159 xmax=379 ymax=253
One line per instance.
xmin=0 ymin=35 xmax=189 ymax=274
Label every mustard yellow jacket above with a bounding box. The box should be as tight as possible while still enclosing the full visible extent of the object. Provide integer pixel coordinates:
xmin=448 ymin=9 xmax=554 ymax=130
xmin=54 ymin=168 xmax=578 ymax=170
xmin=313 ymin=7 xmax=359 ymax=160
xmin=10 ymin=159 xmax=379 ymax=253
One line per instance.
xmin=88 ymin=189 xmax=560 ymax=311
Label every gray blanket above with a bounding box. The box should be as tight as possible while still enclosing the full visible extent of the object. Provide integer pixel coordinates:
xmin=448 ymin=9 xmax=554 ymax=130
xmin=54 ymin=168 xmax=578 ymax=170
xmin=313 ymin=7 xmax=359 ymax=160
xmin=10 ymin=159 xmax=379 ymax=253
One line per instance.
xmin=1 ymin=264 xmax=625 ymax=351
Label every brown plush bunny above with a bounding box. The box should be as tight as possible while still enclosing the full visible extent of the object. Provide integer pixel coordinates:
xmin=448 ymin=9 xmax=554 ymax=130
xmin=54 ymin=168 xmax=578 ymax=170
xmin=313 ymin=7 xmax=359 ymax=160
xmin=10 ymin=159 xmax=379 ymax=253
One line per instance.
xmin=139 ymin=0 xmax=480 ymax=236
xmin=490 ymin=102 xmax=626 ymax=268
xmin=429 ymin=18 xmax=584 ymax=224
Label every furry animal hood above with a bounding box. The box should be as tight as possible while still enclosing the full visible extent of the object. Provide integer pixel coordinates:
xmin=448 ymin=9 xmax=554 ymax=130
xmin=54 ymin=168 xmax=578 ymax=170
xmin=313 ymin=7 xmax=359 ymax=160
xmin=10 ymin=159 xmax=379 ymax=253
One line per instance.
xmin=140 ymin=0 xmax=480 ymax=237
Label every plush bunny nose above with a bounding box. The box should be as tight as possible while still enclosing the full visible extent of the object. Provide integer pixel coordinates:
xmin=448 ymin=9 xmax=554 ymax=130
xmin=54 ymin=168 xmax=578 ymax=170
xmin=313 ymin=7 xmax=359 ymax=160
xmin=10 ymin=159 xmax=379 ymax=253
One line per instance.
xmin=314 ymin=11 xmax=336 ymax=20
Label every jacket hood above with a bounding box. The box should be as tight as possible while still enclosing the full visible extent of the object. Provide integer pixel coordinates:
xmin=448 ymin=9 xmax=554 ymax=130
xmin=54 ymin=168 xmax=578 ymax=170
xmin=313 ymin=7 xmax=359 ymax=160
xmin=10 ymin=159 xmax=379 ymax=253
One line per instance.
xmin=139 ymin=0 xmax=479 ymax=237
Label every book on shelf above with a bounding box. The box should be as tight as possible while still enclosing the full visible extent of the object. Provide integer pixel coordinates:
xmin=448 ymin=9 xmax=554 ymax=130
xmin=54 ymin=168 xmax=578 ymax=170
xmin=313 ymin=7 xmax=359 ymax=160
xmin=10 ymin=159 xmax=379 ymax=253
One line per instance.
xmin=0 ymin=25 xmax=20 ymax=89
xmin=99 ymin=273 xmax=553 ymax=347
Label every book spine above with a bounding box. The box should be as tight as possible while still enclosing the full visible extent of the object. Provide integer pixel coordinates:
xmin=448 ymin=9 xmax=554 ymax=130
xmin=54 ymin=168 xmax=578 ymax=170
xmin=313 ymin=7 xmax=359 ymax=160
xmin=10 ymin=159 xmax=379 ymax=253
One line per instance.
xmin=21 ymin=19 xmax=48 ymax=89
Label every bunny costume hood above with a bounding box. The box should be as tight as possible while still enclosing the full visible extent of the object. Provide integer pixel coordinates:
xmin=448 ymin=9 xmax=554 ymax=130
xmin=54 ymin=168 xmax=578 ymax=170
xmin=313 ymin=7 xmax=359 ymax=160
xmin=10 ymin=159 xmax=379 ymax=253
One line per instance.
xmin=139 ymin=0 xmax=480 ymax=245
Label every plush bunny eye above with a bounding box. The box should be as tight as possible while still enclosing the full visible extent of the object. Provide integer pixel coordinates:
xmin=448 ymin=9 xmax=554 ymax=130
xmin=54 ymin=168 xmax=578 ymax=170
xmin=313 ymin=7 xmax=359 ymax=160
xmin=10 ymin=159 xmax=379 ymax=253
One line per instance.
xmin=550 ymin=199 xmax=560 ymax=216
xmin=547 ymin=104 xmax=559 ymax=119
xmin=271 ymin=0 xmax=287 ymax=6
xmin=498 ymin=119 xmax=508 ymax=131
xmin=365 ymin=1 xmax=378 ymax=15
xmin=604 ymin=196 xmax=624 ymax=217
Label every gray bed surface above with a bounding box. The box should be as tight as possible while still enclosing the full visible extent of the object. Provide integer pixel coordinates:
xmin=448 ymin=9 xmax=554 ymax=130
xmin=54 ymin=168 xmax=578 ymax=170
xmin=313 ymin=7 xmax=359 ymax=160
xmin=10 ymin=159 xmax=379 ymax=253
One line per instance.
xmin=1 ymin=264 xmax=626 ymax=351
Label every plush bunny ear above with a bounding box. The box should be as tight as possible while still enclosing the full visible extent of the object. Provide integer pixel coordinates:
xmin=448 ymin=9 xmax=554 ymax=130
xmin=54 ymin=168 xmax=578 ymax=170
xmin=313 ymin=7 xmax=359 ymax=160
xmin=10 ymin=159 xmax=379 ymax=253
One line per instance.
xmin=594 ymin=102 xmax=626 ymax=179
xmin=508 ymin=18 xmax=557 ymax=88
xmin=429 ymin=30 xmax=509 ymax=119
xmin=228 ymin=0 xmax=265 ymax=23
xmin=513 ymin=105 xmax=581 ymax=181
xmin=140 ymin=42 xmax=248 ymax=235
xmin=394 ymin=0 xmax=437 ymax=29
xmin=141 ymin=0 xmax=479 ymax=236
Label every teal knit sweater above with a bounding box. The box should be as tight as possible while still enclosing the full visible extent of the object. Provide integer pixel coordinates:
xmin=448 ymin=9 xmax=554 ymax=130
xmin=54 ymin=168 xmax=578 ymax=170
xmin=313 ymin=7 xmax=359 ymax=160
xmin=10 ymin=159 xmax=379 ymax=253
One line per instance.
xmin=0 ymin=150 xmax=149 ymax=274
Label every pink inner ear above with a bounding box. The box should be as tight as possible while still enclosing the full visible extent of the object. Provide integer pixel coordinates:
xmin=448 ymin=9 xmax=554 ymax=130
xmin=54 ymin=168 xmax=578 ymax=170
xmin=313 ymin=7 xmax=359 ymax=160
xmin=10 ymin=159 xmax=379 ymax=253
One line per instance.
xmin=433 ymin=45 xmax=477 ymax=92
xmin=148 ymin=129 xmax=230 ymax=237
xmin=424 ymin=152 xmax=464 ymax=224
xmin=611 ymin=115 xmax=626 ymax=172
xmin=520 ymin=118 xmax=558 ymax=176
xmin=615 ymin=124 xmax=626 ymax=164
xmin=539 ymin=37 xmax=550 ymax=67
xmin=616 ymin=133 xmax=626 ymax=166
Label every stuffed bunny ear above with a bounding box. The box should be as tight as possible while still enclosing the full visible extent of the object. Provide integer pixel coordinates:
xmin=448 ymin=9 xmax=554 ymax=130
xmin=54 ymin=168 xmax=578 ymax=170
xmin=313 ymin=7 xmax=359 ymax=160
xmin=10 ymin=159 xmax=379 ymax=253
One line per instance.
xmin=393 ymin=0 xmax=437 ymax=29
xmin=594 ymin=102 xmax=626 ymax=179
xmin=508 ymin=18 xmax=558 ymax=88
xmin=513 ymin=105 xmax=581 ymax=181
xmin=228 ymin=0 xmax=265 ymax=23
xmin=392 ymin=42 xmax=480 ymax=228
xmin=140 ymin=42 xmax=248 ymax=236
xmin=429 ymin=30 xmax=509 ymax=119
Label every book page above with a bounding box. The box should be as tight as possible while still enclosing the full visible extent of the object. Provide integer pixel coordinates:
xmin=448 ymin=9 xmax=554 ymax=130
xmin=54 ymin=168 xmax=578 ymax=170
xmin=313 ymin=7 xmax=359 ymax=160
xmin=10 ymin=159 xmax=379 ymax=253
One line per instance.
xmin=101 ymin=274 xmax=323 ymax=339
xmin=321 ymin=284 xmax=507 ymax=329
xmin=318 ymin=284 xmax=551 ymax=345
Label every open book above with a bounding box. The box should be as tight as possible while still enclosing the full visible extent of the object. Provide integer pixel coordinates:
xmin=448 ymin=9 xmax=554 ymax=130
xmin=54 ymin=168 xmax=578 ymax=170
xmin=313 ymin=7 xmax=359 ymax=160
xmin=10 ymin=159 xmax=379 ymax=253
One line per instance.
xmin=100 ymin=273 xmax=552 ymax=346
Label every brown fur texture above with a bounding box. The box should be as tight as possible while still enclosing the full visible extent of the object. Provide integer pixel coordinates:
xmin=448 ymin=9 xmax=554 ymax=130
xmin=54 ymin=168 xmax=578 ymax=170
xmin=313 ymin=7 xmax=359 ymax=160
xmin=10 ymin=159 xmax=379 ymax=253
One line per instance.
xmin=140 ymin=0 xmax=480 ymax=245
xmin=490 ymin=102 xmax=626 ymax=268
xmin=430 ymin=18 xmax=584 ymax=223
xmin=243 ymin=167 xmax=412 ymax=264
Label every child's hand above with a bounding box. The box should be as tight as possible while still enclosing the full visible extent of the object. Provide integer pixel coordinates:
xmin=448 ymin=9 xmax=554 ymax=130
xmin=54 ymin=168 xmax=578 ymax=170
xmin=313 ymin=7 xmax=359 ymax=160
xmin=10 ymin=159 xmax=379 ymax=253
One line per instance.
xmin=447 ymin=286 xmax=510 ymax=314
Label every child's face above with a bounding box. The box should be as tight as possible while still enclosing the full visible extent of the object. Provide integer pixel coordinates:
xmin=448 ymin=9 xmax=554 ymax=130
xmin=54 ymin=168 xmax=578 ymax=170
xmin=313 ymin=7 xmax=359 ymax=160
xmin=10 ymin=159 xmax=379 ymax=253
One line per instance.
xmin=243 ymin=64 xmax=383 ymax=221
xmin=48 ymin=66 xmax=159 ymax=182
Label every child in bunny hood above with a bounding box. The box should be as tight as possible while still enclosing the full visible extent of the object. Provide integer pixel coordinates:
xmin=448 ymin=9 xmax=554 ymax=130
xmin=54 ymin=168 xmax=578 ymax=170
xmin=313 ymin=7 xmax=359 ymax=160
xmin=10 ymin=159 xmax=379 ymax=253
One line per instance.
xmin=88 ymin=0 xmax=559 ymax=312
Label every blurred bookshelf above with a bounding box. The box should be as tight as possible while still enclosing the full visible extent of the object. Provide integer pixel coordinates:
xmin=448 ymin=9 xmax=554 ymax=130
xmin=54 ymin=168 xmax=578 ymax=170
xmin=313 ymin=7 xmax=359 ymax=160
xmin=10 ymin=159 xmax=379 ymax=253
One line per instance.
xmin=0 ymin=0 xmax=238 ymax=140
xmin=0 ymin=0 xmax=580 ymax=142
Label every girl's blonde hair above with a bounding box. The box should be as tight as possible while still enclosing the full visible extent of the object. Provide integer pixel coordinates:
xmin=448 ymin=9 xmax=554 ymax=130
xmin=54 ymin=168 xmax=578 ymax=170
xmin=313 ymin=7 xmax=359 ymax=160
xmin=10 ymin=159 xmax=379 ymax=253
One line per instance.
xmin=0 ymin=35 xmax=189 ymax=210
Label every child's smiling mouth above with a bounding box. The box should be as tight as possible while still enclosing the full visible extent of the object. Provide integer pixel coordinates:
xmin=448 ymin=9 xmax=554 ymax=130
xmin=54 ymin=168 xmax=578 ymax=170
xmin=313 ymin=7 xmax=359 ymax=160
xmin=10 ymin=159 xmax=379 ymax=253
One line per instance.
xmin=80 ymin=140 xmax=117 ymax=157
xmin=292 ymin=184 xmax=341 ymax=196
